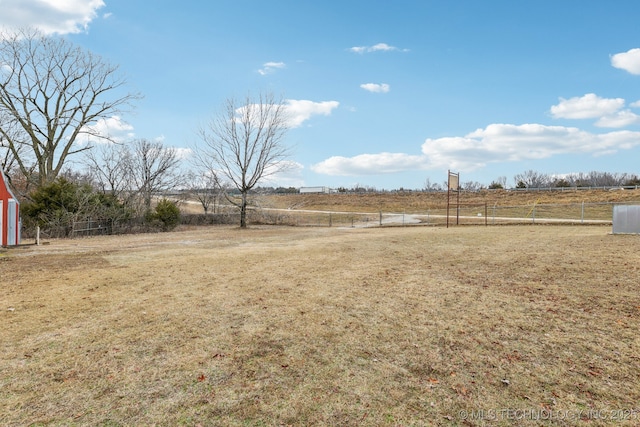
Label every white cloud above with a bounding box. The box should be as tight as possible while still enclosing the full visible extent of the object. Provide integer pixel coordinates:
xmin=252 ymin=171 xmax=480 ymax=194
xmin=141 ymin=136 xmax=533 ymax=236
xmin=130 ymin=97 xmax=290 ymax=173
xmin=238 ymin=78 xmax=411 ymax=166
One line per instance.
xmin=360 ymin=83 xmax=390 ymax=93
xmin=173 ymin=147 xmax=193 ymax=160
xmin=370 ymin=43 xmax=396 ymax=52
xmin=349 ymin=42 xmax=408 ymax=54
xmin=312 ymin=123 xmax=640 ymax=176
xmin=595 ymin=110 xmax=640 ymax=128
xmin=258 ymin=61 xmax=286 ymax=75
xmin=312 ymin=153 xmax=426 ymax=176
xmin=611 ymin=48 xmax=640 ymax=75
xmin=261 ymin=161 xmax=305 ymax=187
xmin=79 ymin=115 xmax=134 ymax=144
xmin=549 ymin=93 xmax=640 ymax=128
xmin=421 ymin=124 xmax=640 ymax=170
xmin=0 ymin=0 xmax=105 ymax=35
xmin=284 ymin=99 xmax=339 ymax=128
xmin=550 ymin=93 xmax=624 ymax=119
xmin=232 ymin=99 xmax=338 ymax=129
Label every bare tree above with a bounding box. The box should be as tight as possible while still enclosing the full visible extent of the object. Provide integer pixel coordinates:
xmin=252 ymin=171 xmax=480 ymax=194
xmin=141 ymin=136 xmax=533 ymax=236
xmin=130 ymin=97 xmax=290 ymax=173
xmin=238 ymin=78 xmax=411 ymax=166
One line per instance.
xmin=0 ymin=28 xmax=140 ymax=188
xmin=194 ymin=92 xmax=291 ymax=228
xmin=184 ymin=171 xmax=223 ymax=215
xmin=85 ymin=144 xmax=130 ymax=197
xmin=86 ymin=139 xmax=182 ymax=214
xmin=126 ymin=139 xmax=182 ymax=213
xmin=513 ymin=170 xmax=550 ymax=189
xmin=0 ymin=115 xmax=21 ymax=173
xmin=461 ymin=181 xmax=483 ymax=191
xmin=423 ymin=177 xmax=442 ymax=192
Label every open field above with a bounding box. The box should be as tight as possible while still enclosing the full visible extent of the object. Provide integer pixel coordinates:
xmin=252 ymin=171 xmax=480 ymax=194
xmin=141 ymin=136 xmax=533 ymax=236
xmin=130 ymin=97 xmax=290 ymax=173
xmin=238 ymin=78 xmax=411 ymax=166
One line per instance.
xmin=177 ymin=188 xmax=640 ymax=227
xmin=1 ymin=224 xmax=640 ymax=426
xmin=257 ymin=188 xmax=640 ymax=214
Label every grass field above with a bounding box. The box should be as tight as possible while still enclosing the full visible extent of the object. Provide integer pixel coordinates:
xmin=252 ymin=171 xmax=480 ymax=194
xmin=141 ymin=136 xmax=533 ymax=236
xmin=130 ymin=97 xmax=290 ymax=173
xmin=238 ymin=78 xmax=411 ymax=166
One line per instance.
xmin=1 ymin=224 xmax=640 ymax=426
xmin=239 ymin=188 xmax=640 ymax=227
xmin=257 ymin=188 xmax=640 ymax=214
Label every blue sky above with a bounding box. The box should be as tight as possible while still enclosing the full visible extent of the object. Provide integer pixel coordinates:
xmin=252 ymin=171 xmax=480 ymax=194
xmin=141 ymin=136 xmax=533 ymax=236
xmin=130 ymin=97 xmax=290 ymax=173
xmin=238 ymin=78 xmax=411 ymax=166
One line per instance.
xmin=3 ymin=1 xmax=640 ymax=189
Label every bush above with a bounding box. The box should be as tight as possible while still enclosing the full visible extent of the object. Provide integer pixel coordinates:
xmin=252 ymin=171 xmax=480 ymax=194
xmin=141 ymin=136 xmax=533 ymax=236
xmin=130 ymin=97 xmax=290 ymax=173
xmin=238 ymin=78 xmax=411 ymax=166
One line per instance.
xmin=148 ymin=199 xmax=180 ymax=231
xmin=624 ymin=176 xmax=640 ymax=187
xmin=22 ymin=178 xmax=129 ymax=237
xmin=554 ymin=179 xmax=571 ymax=188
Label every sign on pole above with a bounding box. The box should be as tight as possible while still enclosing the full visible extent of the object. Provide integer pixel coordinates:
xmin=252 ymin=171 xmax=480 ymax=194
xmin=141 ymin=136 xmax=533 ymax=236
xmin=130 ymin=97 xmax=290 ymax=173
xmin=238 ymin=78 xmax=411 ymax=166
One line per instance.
xmin=448 ymin=171 xmax=459 ymax=191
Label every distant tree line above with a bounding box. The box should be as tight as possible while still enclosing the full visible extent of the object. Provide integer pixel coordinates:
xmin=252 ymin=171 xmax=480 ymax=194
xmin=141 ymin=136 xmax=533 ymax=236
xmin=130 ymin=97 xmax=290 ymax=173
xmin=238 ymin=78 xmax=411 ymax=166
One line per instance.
xmin=425 ymin=171 xmax=640 ymax=192
xmin=510 ymin=170 xmax=640 ymax=189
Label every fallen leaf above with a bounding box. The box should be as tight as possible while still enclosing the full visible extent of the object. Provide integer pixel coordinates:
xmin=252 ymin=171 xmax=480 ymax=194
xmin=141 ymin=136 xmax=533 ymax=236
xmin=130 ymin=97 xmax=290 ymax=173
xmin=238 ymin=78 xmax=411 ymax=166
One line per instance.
xmin=452 ymin=385 xmax=469 ymax=396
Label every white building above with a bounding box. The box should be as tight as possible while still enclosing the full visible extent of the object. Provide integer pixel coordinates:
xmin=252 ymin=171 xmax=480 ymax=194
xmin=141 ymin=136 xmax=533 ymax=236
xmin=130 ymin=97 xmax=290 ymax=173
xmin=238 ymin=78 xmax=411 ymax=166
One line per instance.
xmin=300 ymin=186 xmax=331 ymax=194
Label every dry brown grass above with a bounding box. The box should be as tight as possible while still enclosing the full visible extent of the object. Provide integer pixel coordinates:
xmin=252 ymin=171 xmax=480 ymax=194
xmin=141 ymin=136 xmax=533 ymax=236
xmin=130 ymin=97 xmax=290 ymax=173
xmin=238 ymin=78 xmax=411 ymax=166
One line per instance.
xmin=259 ymin=188 xmax=640 ymax=214
xmin=1 ymin=224 xmax=640 ymax=426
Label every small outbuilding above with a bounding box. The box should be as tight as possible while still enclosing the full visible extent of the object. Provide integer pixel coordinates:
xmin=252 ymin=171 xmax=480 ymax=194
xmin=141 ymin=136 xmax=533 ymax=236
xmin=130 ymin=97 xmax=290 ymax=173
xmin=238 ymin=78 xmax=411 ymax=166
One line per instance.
xmin=612 ymin=205 xmax=640 ymax=234
xmin=0 ymin=169 xmax=21 ymax=246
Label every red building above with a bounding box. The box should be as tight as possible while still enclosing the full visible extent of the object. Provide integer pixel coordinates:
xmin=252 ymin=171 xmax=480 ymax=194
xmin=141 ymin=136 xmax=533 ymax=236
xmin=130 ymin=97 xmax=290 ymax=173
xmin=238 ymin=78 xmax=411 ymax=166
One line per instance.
xmin=0 ymin=170 xmax=21 ymax=246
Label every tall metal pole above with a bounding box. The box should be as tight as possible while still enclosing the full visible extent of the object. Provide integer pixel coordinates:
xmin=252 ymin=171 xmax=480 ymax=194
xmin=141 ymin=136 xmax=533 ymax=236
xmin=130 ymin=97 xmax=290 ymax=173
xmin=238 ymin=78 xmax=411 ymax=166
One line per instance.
xmin=446 ymin=170 xmax=450 ymax=228
xmin=456 ymin=185 xmax=460 ymax=225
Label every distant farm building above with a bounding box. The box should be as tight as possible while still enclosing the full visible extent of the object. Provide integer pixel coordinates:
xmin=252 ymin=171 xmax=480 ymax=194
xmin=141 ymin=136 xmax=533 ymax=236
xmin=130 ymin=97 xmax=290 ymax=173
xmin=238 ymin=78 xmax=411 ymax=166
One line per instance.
xmin=0 ymin=170 xmax=21 ymax=246
xmin=300 ymin=186 xmax=331 ymax=194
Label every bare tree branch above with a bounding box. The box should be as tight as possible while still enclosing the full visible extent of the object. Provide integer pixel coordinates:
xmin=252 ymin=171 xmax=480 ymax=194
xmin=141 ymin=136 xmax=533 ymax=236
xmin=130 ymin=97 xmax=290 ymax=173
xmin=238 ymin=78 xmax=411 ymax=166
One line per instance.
xmin=0 ymin=28 xmax=141 ymax=188
xmin=184 ymin=170 xmax=224 ymax=215
xmin=194 ymin=92 xmax=291 ymax=227
xmin=84 ymin=143 xmax=130 ymax=197
xmin=126 ymin=139 xmax=183 ymax=213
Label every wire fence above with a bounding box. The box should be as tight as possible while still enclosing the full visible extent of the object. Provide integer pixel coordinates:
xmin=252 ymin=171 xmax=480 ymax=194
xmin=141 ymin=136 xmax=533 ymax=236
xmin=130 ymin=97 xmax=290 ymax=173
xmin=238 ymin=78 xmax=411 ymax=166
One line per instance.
xmin=26 ymin=200 xmax=638 ymax=241
xmin=254 ymin=201 xmax=640 ymax=228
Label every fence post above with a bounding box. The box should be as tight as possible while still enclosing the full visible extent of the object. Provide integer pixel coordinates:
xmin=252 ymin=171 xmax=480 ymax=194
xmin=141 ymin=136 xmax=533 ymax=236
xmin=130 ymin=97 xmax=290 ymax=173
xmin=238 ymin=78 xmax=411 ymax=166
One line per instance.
xmin=329 ymin=212 xmax=332 ymax=227
xmin=581 ymin=201 xmax=585 ymax=224
xmin=485 ymin=203 xmax=488 ymax=226
xmin=379 ymin=211 xmax=382 ymax=226
xmin=493 ymin=203 xmax=497 ymax=225
xmin=532 ymin=205 xmax=536 ymax=224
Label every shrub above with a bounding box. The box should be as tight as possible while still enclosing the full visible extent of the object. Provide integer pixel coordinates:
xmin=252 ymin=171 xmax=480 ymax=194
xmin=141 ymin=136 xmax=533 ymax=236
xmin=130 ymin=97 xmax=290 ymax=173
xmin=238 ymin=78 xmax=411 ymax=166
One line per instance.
xmin=148 ymin=199 xmax=180 ymax=231
xmin=22 ymin=178 xmax=129 ymax=237
xmin=554 ymin=179 xmax=571 ymax=188
xmin=624 ymin=176 xmax=640 ymax=187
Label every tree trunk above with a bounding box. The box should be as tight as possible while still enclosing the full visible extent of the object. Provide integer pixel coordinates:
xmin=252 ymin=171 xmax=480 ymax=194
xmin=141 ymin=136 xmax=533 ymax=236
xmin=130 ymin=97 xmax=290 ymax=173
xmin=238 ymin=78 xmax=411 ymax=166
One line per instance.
xmin=240 ymin=191 xmax=247 ymax=228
